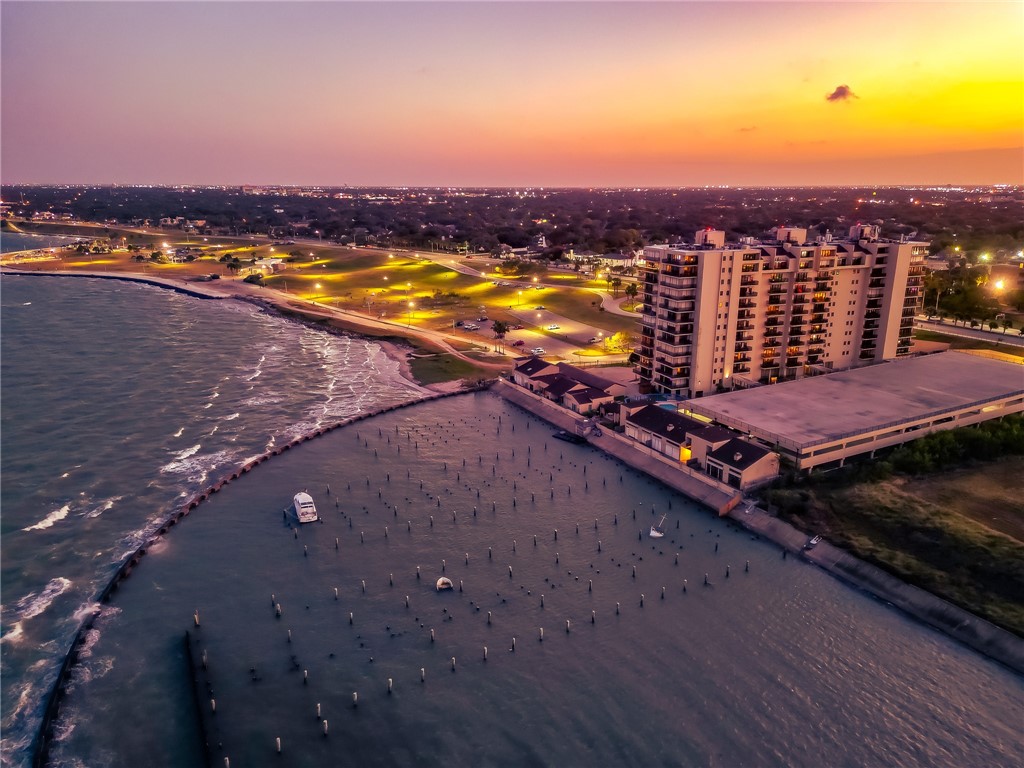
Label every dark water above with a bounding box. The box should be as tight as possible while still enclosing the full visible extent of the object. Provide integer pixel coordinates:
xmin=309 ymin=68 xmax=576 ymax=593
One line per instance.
xmin=1 ymin=232 xmax=83 ymax=253
xmin=3 ymin=276 xmax=1023 ymax=768
xmin=0 ymin=276 xmax=423 ymax=765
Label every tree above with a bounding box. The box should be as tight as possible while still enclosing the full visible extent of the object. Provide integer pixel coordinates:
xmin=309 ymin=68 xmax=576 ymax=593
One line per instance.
xmin=605 ymin=331 xmax=635 ymax=353
xmin=610 ymin=277 xmax=623 ymax=297
xmin=1002 ymin=318 xmax=1013 ymax=335
xmin=624 ymin=282 xmax=639 ymax=305
xmin=491 ymin=320 xmax=509 ymax=338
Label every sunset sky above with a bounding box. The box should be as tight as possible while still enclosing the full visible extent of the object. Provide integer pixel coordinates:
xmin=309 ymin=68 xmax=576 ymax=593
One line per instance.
xmin=2 ymin=1 xmax=1021 ymax=187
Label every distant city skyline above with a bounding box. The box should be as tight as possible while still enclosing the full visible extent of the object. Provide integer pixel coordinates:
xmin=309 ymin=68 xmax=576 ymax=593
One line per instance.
xmin=2 ymin=1 xmax=1021 ymax=187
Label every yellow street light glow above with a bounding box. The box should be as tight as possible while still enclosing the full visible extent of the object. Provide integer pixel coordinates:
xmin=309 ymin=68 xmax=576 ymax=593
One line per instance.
xmin=980 ymin=253 xmax=990 ymax=261
xmin=994 ymin=279 xmax=1005 ymax=291
xmin=315 ymin=283 xmax=322 ymax=290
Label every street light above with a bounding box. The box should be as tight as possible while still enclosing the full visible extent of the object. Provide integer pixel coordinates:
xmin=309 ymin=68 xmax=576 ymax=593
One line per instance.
xmin=518 ymin=290 xmax=523 ymax=307
xmin=407 ymin=301 xmax=415 ymax=327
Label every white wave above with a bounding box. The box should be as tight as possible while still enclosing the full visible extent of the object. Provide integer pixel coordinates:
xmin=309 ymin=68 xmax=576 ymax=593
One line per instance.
xmin=210 ymin=390 xmax=220 ymax=399
xmin=208 ymin=425 xmax=219 ymax=436
xmin=23 ymin=503 xmax=71 ymax=532
xmin=174 ymin=443 xmax=202 ymax=461
xmin=13 ymin=577 xmax=72 ymax=621
xmin=223 ymin=412 xmax=240 ymax=421
xmin=173 ymin=426 xmax=185 ymax=438
xmin=61 ymin=472 xmax=70 ymax=478
xmin=22 ymin=301 xmax=31 ymax=305
xmin=84 ymin=496 xmax=122 ymax=519
xmin=2 ymin=622 xmax=24 ymax=644
xmin=203 ymin=402 xmax=213 ymax=409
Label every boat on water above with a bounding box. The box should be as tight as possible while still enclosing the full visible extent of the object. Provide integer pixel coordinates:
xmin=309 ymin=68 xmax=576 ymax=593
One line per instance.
xmin=552 ymin=430 xmax=586 ymax=445
xmin=649 ymin=514 xmax=667 ymax=538
xmin=436 ymin=577 xmax=454 ymax=591
xmin=292 ymin=492 xmax=319 ymax=523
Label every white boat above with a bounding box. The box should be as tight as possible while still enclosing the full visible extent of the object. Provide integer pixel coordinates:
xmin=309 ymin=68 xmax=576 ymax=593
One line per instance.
xmin=649 ymin=514 xmax=667 ymax=538
xmin=292 ymin=492 xmax=319 ymax=523
xmin=435 ymin=577 xmax=454 ymax=591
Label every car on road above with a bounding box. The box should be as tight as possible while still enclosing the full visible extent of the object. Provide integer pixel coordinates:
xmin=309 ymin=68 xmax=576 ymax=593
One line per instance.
xmin=512 ymin=340 xmax=525 ymax=347
xmin=588 ymin=337 xmax=601 ymax=344
xmin=509 ymin=324 xmax=524 ymax=330
xmin=534 ymin=305 xmax=545 ymax=310
xmin=546 ymin=324 xmax=560 ymax=330
xmin=464 ymin=323 xmax=479 ymax=331
xmin=530 ymin=347 xmax=546 ymax=355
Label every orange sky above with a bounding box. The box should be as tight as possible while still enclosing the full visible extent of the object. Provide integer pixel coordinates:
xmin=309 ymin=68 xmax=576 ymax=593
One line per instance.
xmin=2 ymin=1 xmax=1022 ymax=186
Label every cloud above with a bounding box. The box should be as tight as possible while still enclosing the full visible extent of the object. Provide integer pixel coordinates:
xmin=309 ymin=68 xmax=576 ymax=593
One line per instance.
xmin=825 ymin=84 xmax=857 ymax=102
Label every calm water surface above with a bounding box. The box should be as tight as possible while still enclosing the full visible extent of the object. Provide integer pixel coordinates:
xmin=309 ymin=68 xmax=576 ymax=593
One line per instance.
xmin=2 ymin=275 xmax=1022 ymax=768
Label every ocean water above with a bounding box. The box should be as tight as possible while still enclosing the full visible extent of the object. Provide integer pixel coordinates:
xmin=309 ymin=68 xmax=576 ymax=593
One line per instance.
xmin=0 ymin=275 xmax=423 ymax=766
xmin=3 ymin=274 xmax=1023 ymax=768
xmin=1 ymin=231 xmax=84 ymax=254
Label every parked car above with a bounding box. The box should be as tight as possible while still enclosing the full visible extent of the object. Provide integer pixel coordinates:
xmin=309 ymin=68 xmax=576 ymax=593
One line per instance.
xmin=512 ymin=340 xmax=525 ymax=347
xmin=588 ymin=336 xmax=601 ymax=344
xmin=455 ymin=320 xmax=464 ymax=327
xmin=546 ymin=324 xmax=560 ymax=330
xmin=464 ymin=323 xmax=479 ymax=330
xmin=510 ymin=324 xmax=524 ymax=330
xmin=530 ymin=347 xmax=546 ymax=355
xmin=478 ymin=316 xmax=488 ymax=321
xmin=534 ymin=305 xmax=546 ymax=310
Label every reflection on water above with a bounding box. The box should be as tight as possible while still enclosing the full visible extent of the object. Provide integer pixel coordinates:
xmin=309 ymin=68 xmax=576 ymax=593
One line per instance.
xmin=49 ymin=395 xmax=1024 ymax=768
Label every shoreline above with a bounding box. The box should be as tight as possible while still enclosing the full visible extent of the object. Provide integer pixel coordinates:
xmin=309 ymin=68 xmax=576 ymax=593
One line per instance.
xmin=1 ymin=266 xmax=462 ymax=393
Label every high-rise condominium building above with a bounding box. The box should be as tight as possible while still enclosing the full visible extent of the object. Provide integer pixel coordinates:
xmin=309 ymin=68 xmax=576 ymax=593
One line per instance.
xmin=636 ymin=225 xmax=927 ymax=398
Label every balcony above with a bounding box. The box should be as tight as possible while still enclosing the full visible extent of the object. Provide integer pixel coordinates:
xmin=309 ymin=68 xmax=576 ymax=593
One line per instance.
xmin=734 ymin=353 xmax=752 ymax=363
xmin=761 ymin=359 xmax=781 ymax=370
xmin=763 ymin=339 xmax=781 ymax=348
xmin=764 ymin=329 xmax=782 ymax=338
xmin=786 ymin=357 xmax=801 ymax=367
xmin=734 ymin=364 xmax=751 ymax=374
xmin=739 ymin=288 xmax=758 ymax=298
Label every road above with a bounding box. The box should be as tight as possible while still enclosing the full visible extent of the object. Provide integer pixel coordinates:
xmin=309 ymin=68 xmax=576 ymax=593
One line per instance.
xmin=915 ymin=317 xmax=1024 ymax=347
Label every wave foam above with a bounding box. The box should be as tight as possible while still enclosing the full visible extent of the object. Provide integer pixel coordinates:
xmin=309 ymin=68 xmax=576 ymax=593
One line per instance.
xmin=13 ymin=577 xmax=72 ymax=622
xmin=23 ymin=503 xmax=71 ymax=532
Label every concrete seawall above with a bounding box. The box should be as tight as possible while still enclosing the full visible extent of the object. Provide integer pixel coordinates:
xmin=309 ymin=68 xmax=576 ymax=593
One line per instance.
xmin=32 ymin=383 xmax=494 ymax=768
xmin=494 ymin=379 xmax=1024 ymax=675
xmin=728 ymin=505 xmax=1024 ymax=676
xmin=494 ymin=379 xmax=740 ymax=514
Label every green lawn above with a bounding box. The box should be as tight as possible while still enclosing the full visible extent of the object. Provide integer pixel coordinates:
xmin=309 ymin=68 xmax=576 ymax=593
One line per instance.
xmin=915 ymin=329 xmax=1024 ymax=360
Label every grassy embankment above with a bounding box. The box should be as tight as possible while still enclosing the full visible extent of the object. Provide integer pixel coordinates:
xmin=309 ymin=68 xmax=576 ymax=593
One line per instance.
xmin=760 ymin=416 xmax=1024 ymax=636
xmin=914 ymin=329 xmax=1024 ymax=361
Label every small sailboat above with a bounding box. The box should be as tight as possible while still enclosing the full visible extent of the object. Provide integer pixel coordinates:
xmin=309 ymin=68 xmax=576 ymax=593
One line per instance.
xmin=649 ymin=514 xmax=667 ymax=538
xmin=435 ymin=577 xmax=454 ymax=591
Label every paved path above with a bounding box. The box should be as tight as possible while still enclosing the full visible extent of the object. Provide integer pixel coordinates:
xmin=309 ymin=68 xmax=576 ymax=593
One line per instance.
xmin=915 ymin=317 xmax=1024 ymax=347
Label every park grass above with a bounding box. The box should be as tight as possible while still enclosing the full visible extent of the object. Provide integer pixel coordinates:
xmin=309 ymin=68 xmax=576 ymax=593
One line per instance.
xmin=407 ymin=353 xmax=490 ymax=385
xmin=914 ymin=329 xmax=1024 ymax=361
xmin=763 ymin=457 xmax=1024 ymax=636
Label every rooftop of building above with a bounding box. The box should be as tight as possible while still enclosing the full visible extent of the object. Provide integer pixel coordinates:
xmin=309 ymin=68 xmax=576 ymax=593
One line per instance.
xmin=707 ymin=437 xmax=772 ymax=470
xmin=687 ymin=351 xmax=1024 ymax=450
xmin=626 ymin=403 xmax=705 ymax=441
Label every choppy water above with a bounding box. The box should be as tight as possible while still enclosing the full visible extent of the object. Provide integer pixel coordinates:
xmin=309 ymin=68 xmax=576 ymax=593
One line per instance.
xmin=1 ymin=231 xmax=83 ymax=253
xmin=3 ymin=275 xmax=1023 ymax=768
xmin=0 ymin=276 xmax=423 ymax=766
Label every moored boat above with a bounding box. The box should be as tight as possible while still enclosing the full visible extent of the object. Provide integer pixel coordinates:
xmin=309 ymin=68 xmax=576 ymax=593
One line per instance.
xmin=292 ymin=492 xmax=319 ymax=523
xmin=436 ymin=577 xmax=454 ymax=591
xmin=649 ymin=514 xmax=666 ymax=538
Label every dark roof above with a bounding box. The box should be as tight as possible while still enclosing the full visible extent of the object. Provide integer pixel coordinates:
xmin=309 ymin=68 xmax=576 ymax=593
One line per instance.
xmin=626 ymin=404 xmax=703 ymax=442
xmin=555 ymin=363 xmax=616 ymax=392
xmin=564 ymin=385 xmax=612 ymax=405
xmin=515 ymin=357 xmax=557 ymax=377
xmin=690 ymin=425 xmax=736 ymax=445
xmin=706 ymin=438 xmax=772 ymax=471
xmin=541 ymin=375 xmax=585 ymax=400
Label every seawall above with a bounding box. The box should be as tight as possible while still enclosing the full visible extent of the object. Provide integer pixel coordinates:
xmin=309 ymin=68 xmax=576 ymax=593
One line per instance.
xmin=1 ymin=267 xmax=228 ymax=300
xmin=32 ymin=383 xmax=495 ymax=768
